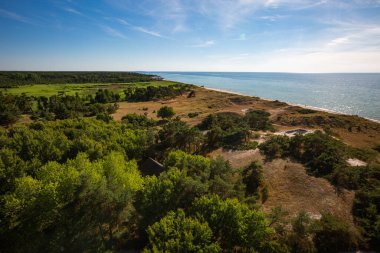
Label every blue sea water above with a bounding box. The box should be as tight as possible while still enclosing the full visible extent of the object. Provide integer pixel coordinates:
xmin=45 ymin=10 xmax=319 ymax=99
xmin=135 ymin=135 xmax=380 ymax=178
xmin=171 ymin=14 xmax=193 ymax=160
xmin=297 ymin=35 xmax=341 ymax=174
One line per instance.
xmin=147 ymin=72 xmax=380 ymax=121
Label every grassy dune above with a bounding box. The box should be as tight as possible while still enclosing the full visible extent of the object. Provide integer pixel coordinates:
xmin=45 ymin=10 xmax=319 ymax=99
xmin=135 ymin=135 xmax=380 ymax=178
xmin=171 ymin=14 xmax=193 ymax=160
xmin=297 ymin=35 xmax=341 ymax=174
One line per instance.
xmin=113 ymin=86 xmax=380 ymax=152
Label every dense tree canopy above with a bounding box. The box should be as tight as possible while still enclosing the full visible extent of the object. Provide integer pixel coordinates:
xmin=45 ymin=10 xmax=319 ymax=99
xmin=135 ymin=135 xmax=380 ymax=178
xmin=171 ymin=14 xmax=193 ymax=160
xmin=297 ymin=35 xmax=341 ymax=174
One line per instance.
xmin=144 ymin=209 xmax=221 ymax=253
xmin=0 ymin=71 xmax=159 ymax=87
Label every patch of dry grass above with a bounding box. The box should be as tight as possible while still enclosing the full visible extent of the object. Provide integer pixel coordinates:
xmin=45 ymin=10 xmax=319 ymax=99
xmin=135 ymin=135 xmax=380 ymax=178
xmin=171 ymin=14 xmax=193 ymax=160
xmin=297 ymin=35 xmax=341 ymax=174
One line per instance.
xmin=262 ymin=159 xmax=355 ymax=223
xmin=113 ymin=87 xmax=380 ymax=152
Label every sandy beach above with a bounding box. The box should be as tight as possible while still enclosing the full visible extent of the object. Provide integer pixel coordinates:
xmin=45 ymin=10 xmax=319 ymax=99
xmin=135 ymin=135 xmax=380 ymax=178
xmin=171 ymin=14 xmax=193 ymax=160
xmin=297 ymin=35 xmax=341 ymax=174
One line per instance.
xmin=202 ymin=86 xmax=380 ymax=124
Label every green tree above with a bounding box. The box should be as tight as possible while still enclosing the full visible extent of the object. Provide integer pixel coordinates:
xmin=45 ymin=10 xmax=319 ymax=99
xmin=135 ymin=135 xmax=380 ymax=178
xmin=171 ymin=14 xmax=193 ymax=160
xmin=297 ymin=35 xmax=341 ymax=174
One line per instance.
xmin=313 ymin=214 xmax=359 ymax=253
xmin=258 ymin=135 xmax=290 ymax=159
xmin=0 ymin=92 xmax=21 ymax=125
xmin=136 ymin=168 xmax=208 ymax=231
xmin=144 ymin=209 xmax=221 ymax=253
xmin=190 ymin=195 xmax=274 ymax=252
xmin=158 ymin=119 xmax=203 ymax=153
xmin=164 ymin=150 xmax=211 ymax=182
xmin=286 ymin=211 xmax=316 ymax=253
xmin=242 ymin=161 xmax=264 ymax=196
xmin=1 ymin=152 xmax=143 ymax=252
xmin=245 ymin=109 xmax=272 ymax=131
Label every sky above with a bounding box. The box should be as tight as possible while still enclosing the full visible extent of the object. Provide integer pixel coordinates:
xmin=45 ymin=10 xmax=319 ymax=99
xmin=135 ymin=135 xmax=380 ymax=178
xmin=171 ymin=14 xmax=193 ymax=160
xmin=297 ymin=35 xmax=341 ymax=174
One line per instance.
xmin=0 ymin=0 xmax=380 ymax=72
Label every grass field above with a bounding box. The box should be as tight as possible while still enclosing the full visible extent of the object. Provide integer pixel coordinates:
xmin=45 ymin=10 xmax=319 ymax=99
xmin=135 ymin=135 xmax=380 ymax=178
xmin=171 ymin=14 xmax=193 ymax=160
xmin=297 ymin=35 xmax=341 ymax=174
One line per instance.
xmin=0 ymin=80 xmax=178 ymax=97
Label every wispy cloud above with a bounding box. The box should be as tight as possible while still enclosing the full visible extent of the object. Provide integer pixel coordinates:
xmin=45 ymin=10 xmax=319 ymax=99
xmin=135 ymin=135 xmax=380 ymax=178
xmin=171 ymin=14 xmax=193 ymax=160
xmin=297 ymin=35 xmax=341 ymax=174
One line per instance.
xmin=115 ymin=18 xmax=130 ymax=26
xmin=327 ymin=37 xmax=349 ymax=48
xmin=112 ymin=17 xmax=167 ymax=38
xmin=107 ymin=0 xmax=188 ymax=33
xmin=192 ymin=40 xmax=215 ymax=48
xmin=64 ymin=7 xmax=83 ymax=16
xmin=323 ymin=21 xmax=380 ymax=51
xmin=100 ymin=25 xmax=127 ymax=39
xmin=259 ymin=15 xmax=287 ymax=22
xmin=134 ymin=27 xmax=164 ymax=38
xmin=0 ymin=8 xmax=32 ymax=24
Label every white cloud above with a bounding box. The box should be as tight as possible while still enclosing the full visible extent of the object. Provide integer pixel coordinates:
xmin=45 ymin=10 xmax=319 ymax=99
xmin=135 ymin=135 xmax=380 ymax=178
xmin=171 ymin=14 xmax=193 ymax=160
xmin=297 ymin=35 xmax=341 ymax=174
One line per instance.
xmin=112 ymin=17 xmax=167 ymax=38
xmin=327 ymin=37 xmax=349 ymax=47
xmin=259 ymin=15 xmax=287 ymax=22
xmin=0 ymin=8 xmax=32 ymax=24
xmin=254 ymin=50 xmax=380 ymax=73
xmin=192 ymin=40 xmax=215 ymax=47
xmin=100 ymin=25 xmax=127 ymax=39
xmin=115 ymin=18 xmax=130 ymax=26
xmin=134 ymin=26 xmax=164 ymax=38
xmin=64 ymin=7 xmax=83 ymax=16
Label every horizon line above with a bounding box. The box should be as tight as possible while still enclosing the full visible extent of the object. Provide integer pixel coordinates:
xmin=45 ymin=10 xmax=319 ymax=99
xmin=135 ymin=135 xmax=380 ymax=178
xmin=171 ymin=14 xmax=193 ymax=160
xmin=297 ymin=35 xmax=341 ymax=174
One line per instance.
xmin=1 ymin=70 xmax=380 ymax=74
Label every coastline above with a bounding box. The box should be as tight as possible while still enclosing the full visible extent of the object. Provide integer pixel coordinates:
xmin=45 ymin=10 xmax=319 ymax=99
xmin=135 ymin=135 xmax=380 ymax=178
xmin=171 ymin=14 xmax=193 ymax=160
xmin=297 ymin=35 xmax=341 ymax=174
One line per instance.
xmin=201 ymin=86 xmax=380 ymax=124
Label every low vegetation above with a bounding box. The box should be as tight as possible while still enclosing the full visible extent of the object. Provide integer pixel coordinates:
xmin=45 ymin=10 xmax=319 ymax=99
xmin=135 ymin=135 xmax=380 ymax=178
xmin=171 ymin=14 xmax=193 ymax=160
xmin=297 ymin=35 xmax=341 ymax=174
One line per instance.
xmin=198 ymin=110 xmax=272 ymax=150
xmin=124 ymin=84 xmax=191 ymax=102
xmin=0 ymin=73 xmax=379 ymax=252
xmin=259 ymin=131 xmax=380 ymax=249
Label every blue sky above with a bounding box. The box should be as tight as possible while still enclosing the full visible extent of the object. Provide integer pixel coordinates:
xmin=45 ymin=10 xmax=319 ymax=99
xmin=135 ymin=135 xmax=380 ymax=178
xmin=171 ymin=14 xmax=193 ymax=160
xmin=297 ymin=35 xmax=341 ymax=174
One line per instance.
xmin=1 ymin=0 xmax=380 ymax=72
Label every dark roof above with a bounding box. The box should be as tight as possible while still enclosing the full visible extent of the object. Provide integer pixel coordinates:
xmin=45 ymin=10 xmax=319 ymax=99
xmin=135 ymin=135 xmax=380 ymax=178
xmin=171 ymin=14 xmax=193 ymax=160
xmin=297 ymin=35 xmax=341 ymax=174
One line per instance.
xmin=139 ymin=157 xmax=165 ymax=176
xmin=285 ymin=129 xmax=308 ymax=135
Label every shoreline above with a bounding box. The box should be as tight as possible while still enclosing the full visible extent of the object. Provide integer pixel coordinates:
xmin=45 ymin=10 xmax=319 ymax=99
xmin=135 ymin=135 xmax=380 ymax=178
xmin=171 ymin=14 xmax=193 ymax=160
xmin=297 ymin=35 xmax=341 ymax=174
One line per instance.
xmin=201 ymin=86 xmax=380 ymax=124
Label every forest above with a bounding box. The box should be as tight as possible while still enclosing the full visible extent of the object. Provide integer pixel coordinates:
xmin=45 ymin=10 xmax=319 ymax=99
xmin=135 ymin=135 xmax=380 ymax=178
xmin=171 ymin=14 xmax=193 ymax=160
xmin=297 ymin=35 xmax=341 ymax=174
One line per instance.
xmin=0 ymin=84 xmax=190 ymax=125
xmin=0 ymin=71 xmax=160 ymax=87
xmin=0 ymin=74 xmax=379 ymax=253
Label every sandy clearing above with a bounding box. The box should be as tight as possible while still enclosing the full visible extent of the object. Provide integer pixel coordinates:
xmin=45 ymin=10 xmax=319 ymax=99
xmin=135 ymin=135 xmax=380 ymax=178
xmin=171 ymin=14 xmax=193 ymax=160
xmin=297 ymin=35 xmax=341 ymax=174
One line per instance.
xmin=347 ymin=158 xmax=367 ymax=167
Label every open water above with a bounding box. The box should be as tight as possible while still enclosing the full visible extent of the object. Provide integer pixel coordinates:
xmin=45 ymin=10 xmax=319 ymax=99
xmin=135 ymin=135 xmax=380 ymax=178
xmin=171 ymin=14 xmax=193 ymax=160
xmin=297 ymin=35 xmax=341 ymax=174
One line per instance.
xmin=148 ymin=72 xmax=380 ymax=121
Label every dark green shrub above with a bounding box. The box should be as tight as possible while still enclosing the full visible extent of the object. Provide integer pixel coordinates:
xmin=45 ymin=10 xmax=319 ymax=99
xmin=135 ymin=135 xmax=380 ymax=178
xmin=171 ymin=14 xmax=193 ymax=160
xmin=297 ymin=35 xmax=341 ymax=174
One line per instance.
xmin=242 ymin=161 xmax=263 ymax=196
xmin=157 ymin=106 xmax=175 ymax=119
xmin=258 ymin=135 xmax=290 ymax=159
xmin=297 ymin=108 xmax=317 ymax=114
xmin=313 ymin=214 xmax=359 ymax=253
xmin=96 ymin=113 xmax=112 ymax=123
xmin=122 ymin=113 xmax=155 ymax=128
xmin=245 ymin=109 xmax=273 ymax=131
xmin=188 ymin=112 xmax=199 ymax=118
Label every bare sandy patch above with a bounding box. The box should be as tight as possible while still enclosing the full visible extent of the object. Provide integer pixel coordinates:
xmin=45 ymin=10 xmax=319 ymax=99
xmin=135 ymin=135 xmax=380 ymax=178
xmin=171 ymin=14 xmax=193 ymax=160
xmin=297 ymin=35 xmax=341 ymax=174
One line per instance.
xmin=347 ymin=158 xmax=367 ymax=167
xmin=208 ymin=148 xmax=263 ymax=168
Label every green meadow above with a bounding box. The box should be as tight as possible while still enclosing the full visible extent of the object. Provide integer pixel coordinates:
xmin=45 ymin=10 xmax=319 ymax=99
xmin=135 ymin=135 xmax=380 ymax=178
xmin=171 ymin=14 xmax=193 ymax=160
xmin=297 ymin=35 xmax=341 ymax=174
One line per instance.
xmin=0 ymin=80 xmax=178 ymax=97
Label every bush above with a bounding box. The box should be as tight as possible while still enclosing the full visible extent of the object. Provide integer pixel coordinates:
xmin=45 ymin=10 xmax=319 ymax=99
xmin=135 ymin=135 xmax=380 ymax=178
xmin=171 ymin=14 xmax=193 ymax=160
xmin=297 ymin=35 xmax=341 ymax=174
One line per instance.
xmin=121 ymin=113 xmax=155 ymax=128
xmin=242 ymin=161 xmax=263 ymax=196
xmin=188 ymin=112 xmax=199 ymax=118
xmin=96 ymin=113 xmax=113 ymax=123
xmin=313 ymin=214 xmax=359 ymax=253
xmin=124 ymin=85 xmax=190 ymax=102
xmin=347 ymin=147 xmax=377 ymax=162
xmin=297 ymin=108 xmax=317 ymax=114
xmin=258 ymin=135 xmax=290 ymax=159
xmin=285 ymin=211 xmax=316 ymax=253
xmin=198 ymin=112 xmax=250 ymax=150
xmin=245 ymin=109 xmax=273 ymax=131
xmin=157 ymin=106 xmax=175 ymax=119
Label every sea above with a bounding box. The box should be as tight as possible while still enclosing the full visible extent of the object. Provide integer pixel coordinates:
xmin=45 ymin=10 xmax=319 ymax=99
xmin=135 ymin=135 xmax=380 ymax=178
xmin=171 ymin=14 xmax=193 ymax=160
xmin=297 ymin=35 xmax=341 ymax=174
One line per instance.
xmin=147 ymin=72 xmax=380 ymax=122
